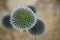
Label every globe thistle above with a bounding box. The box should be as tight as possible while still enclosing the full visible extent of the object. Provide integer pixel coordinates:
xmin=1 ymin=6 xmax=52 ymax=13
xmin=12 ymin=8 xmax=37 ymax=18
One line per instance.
xmin=2 ymin=14 xmax=13 ymax=30
xmin=27 ymin=6 xmax=36 ymax=13
xmin=28 ymin=19 xmax=46 ymax=36
xmin=10 ymin=6 xmax=37 ymax=30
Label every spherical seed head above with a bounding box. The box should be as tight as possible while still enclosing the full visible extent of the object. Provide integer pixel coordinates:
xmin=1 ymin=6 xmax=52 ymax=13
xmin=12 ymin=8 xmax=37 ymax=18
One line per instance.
xmin=10 ymin=6 xmax=37 ymax=30
xmin=28 ymin=19 xmax=46 ymax=36
xmin=2 ymin=14 xmax=13 ymax=30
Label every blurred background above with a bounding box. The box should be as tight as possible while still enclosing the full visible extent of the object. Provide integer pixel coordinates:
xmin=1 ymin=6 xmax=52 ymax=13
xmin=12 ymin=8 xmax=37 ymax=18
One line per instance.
xmin=0 ymin=0 xmax=60 ymax=40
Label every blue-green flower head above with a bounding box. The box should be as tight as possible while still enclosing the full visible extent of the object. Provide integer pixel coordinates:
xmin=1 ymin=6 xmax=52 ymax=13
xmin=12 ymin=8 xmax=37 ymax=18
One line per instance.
xmin=28 ymin=19 xmax=46 ymax=36
xmin=2 ymin=14 xmax=13 ymax=30
xmin=10 ymin=6 xmax=37 ymax=30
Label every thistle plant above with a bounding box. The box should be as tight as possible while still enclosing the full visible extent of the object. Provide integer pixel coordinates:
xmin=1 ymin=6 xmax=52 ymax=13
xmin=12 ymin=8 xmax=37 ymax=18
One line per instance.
xmin=27 ymin=6 xmax=36 ymax=13
xmin=10 ymin=6 xmax=37 ymax=30
xmin=28 ymin=19 xmax=46 ymax=36
xmin=2 ymin=14 xmax=13 ymax=30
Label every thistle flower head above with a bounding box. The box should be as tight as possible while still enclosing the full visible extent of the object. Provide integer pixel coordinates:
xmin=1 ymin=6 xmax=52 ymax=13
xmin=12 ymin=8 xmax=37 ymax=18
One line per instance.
xmin=28 ymin=19 xmax=46 ymax=36
xmin=10 ymin=6 xmax=37 ymax=30
xmin=2 ymin=14 xmax=13 ymax=30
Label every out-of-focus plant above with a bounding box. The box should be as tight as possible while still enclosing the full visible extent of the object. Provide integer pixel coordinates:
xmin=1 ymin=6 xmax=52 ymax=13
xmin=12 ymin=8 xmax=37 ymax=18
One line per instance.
xmin=54 ymin=0 xmax=60 ymax=4
xmin=52 ymin=0 xmax=60 ymax=39
xmin=2 ymin=14 xmax=14 ymax=40
xmin=28 ymin=19 xmax=46 ymax=36
xmin=2 ymin=14 xmax=13 ymax=30
xmin=0 ymin=0 xmax=7 ymax=10
xmin=27 ymin=5 xmax=36 ymax=13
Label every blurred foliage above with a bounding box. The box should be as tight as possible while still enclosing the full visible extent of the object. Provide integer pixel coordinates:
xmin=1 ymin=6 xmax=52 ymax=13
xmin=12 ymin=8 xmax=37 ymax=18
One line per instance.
xmin=54 ymin=0 xmax=60 ymax=4
xmin=0 ymin=27 xmax=6 ymax=34
xmin=0 ymin=0 xmax=7 ymax=9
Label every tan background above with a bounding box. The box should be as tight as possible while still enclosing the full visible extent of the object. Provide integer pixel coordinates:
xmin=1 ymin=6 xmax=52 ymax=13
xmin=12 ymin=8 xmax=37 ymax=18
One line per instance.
xmin=0 ymin=0 xmax=60 ymax=40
